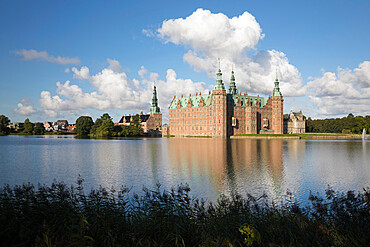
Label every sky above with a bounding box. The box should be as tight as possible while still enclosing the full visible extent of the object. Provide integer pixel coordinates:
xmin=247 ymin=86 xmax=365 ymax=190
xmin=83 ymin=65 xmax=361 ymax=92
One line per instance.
xmin=0 ymin=0 xmax=369 ymax=123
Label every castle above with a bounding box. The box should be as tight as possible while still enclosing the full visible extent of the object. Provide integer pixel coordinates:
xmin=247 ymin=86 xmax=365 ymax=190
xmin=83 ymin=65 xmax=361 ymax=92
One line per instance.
xmin=167 ymin=65 xmax=284 ymax=137
xmin=285 ymin=110 xmax=306 ymax=134
xmin=118 ymin=86 xmax=162 ymax=135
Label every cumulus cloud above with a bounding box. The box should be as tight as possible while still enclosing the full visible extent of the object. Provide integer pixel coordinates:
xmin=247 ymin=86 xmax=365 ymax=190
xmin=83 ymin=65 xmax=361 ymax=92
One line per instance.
xmin=37 ymin=64 xmax=207 ymax=118
xmin=72 ymin=66 xmax=90 ymax=80
xmin=307 ymin=61 xmax=370 ymax=117
xmin=14 ymin=101 xmax=37 ymax=116
xmin=154 ymin=8 xmax=304 ymax=96
xmin=13 ymin=49 xmax=80 ymax=65
xmin=107 ymin=58 xmax=125 ymax=72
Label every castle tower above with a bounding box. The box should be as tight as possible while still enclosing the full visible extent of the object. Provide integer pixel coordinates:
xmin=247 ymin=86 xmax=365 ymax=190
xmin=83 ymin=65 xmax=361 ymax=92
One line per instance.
xmin=212 ymin=59 xmax=227 ymax=137
xmin=150 ymin=85 xmax=161 ymax=114
xmin=228 ymin=67 xmax=238 ymax=94
xmin=271 ymin=75 xmax=284 ymax=134
xmin=149 ymin=85 xmax=162 ymax=133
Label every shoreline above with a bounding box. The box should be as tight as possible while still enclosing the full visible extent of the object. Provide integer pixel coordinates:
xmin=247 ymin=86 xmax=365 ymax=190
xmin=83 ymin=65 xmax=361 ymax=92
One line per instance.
xmin=231 ymin=133 xmax=370 ymax=140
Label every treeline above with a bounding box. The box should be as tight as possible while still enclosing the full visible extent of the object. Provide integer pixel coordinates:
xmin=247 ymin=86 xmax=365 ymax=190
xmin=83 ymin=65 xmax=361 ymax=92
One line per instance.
xmin=0 ymin=115 xmax=44 ymax=135
xmin=306 ymin=113 xmax=370 ymax=134
xmin=0 ymin=180 xmax=369 ymax=246
xmin=76 ymin=113 xmax=143 ymax=137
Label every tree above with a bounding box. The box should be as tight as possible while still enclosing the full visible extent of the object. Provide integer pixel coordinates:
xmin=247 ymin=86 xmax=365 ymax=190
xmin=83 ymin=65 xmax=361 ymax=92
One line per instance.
xmin=90 ymin=118 xmax=102 ymax=135
xmin=100 ymin=113 xmax=112 ymax=121
xmin=120 ymin=125 xmax=133 ymax=137
xmin=96 ymin=119 xmax=114 ymax=137
xmin=90 ymin=113 xmax=113 ymax=136
xmin=33 ymin=122 xmax=44 ymax=135
xmin=23 ymin=118 xmax=34 ymax=135
xmin=0 ymin=115 xmax=10 ymax=135
xmin=75 ymin=116 xmax=94 ymax=136
xmin=130 ymin=114 xmax=143 ymax=136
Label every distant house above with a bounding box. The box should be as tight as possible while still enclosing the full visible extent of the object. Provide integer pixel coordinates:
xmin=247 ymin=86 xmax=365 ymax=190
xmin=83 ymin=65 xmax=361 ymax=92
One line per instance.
xmin=118 ymin=112 xmax=162 ymax=134
xmin=66 ymin=124 xmax=76 ymax=132
xmin=286 ymin=110 xmax=306 ymax=134
xmin=56 ymin=120 xmax=68 ymax=130
xmin=7 ymin=122 xmax=24 ymax=132
xmin=118 ymin=86 xmax=162 ymax=135
xmin=44 ymin=122 xmax=53 ymax=132
xmin=44 ymin=120 xmax=69 ymax=132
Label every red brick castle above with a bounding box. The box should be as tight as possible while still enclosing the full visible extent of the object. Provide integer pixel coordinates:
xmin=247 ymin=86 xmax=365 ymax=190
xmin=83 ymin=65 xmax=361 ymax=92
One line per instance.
xmin=167 ymin=64 xmax=283 ymax=137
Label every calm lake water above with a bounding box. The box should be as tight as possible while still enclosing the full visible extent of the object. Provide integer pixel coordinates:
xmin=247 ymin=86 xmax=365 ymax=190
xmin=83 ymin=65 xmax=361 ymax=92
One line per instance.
xmin=0 ymin=135 xmax=369 ymax=203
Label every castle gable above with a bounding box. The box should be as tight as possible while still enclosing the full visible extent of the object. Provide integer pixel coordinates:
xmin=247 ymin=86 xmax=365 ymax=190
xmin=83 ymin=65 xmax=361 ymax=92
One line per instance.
xmin=169 ymin=94 xmax=212 ymax=109
xmin=227 ymin=94 xmax=269 ymax=108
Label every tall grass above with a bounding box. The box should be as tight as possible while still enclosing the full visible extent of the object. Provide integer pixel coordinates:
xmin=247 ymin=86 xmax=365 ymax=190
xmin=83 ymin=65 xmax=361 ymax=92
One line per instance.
xmin=0 ymin=177 xmax=369 ymax=246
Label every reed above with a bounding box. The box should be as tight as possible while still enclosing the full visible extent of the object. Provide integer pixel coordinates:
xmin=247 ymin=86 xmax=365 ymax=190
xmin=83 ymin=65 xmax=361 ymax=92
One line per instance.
xmin=0 ymin=177 xmax=369 ymax=246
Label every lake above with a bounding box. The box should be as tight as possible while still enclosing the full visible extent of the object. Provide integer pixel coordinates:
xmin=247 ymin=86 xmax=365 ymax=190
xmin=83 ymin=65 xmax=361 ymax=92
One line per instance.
xmin=0 ymin=135 xmax=369 ymax=204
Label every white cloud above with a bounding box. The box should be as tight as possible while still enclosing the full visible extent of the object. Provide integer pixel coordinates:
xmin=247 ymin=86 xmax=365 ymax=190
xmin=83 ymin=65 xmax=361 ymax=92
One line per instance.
xmin=37 ymin=64 xmax=207 ymax=119
xmin=72 ymin=66 xmax=90 ymax=80
xmin=13 ymin=49 xmax=80 ymax=65
xmin=14 ymin=102 xmax=37 ymax=116
xmin=107 ymin=58 xmax=125 ymax=72
xmin=154 ymin=8 xmax=304 ymax=96
xmin=65 ymin=68 xmax=70 ymax=73
xmin=138 ymin=66 xmax=148 ymax=79
xmin=307 ymin=61 xmax=370 ymax=117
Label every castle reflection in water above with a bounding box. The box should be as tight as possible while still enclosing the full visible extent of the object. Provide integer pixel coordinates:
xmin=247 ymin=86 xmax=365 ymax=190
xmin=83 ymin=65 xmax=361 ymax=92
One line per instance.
xmin=166 ymin=138 xmax=306 ymax=201
xmin=2 ymin=135 xmax=367 ymax=204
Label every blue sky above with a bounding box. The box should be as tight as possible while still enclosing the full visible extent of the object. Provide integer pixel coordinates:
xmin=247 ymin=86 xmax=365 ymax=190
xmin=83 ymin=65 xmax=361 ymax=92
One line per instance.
xmin=1 ymin=0 xmax=369 ymax=123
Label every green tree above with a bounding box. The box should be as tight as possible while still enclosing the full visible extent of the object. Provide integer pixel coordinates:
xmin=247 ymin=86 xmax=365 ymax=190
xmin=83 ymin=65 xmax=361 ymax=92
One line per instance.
xmin=96 ymin=119 xmax=114 ymax=137
xmin=120 ymin=125 xmax=133 ymax=137
xmin=33 ymin=122 xmax=44 ymax=135
xmin=23 ymin=118 xmax=34 ymax=135
xmin=75 ymin=116 xmax=94 ymax=136
xmin=0 ymin=115 xmax=10 ymax=135
xmin=100 ymin=113 xmax=112 ymax=121
xmin=91 ymin=113 xmax=113 ymax=136
xmin=130 ymin=114 xmax=143 ymax=136
xmin=90 ymin=118 xmax=102 ymax=135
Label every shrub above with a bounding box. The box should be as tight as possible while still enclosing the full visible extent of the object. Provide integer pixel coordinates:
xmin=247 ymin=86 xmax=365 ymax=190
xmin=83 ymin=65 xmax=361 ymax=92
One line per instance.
xmin=0 ymin=179 xmax=368 ymax=246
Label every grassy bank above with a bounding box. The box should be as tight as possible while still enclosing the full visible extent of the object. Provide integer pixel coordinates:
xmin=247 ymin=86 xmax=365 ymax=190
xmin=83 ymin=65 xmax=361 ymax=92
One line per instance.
xmin=9 ymin=131 xmax=76 ymax=135
xmin=232 ymin=134 xmax=300 ymax=139
xmin=0 ymin=180 xmax=369 ymax=246
xmin=232 ymin=133 xmax=368 ymax=140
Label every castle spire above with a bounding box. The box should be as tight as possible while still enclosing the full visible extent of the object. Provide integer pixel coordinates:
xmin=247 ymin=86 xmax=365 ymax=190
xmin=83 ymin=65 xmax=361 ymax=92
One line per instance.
xmin=273 ymin=73 xmax=282 ymax=97
xmin=214 ymin=58 xmax=225 ymax=90
xmin=150 ymin=85 xmax=161 ymax=114
xmin=228 ymin=65 xmax=238 ymax=94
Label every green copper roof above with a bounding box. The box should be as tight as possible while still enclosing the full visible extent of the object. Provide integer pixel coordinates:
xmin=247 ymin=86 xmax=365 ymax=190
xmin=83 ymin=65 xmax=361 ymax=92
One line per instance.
xmin=168 ymin=68 xmax=278 ymax=110
xmin=228 ymin=70 xmax=238 ymax=94
xmin=273 ymin=77 xmax=283 ymax=97
xmin=150 ymin=85 xmax=161 ymax=114
xmin=214 ymin=60 xmax=225 ymax=91
xmin=228 ymin=94 xmax=269 ymax=108
xmin=169 ymin=94 xmax=212 ymax=109
xmin=169 ymin=93 xmax=269 ymax=110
